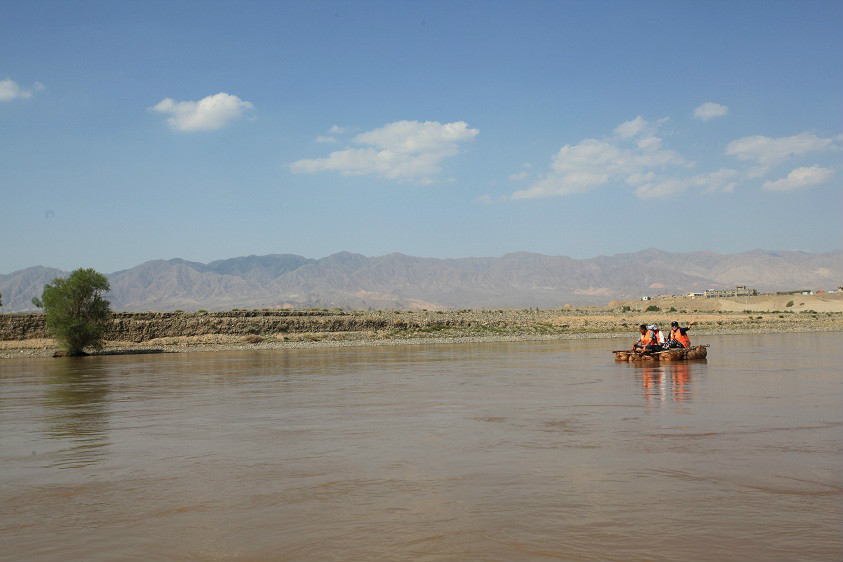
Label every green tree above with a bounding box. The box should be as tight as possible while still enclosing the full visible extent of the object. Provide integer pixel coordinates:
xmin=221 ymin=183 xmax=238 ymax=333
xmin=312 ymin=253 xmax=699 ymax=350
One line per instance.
xmin=34 ymin=268 xmax=112 ymax=356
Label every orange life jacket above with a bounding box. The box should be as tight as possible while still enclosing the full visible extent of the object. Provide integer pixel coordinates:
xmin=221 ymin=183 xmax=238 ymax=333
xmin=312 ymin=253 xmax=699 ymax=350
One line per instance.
xmin=670 ymin=327 xmax=691 ymax=348
xmin=640 ymin=330 xmax=657 ymax=346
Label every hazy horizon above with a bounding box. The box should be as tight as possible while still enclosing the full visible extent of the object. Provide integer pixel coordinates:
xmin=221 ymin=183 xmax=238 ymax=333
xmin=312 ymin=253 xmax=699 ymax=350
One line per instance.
xmin=2 ymin=247 xmax=840 ymax=313
xmin=4 ymin=246 xmax=843 ymax=277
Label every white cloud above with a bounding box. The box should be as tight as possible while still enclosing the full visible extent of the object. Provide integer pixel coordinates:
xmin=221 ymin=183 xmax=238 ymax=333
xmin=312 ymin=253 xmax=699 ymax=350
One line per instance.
xmin=627 ymin=168 xmax=739 ymax=197
xmin=353 ymin=120 xmax=477 ymax=153
xmin=511 ymin=112 xmax=840 ymax=201
xmin=512 ymin=118 xmax=686 ymax=200
xmin=692 ymin=168 xmax=740 ymax=193
xmin=316 ymin=125 xmax=351 ymax=143
xmin=625 ymin=171 xmax=656 ymax=186
xmin=634 ymin=177 xmax=690 ymax=199
xmin=761 ymin=166 xmax=835 ymax=192
xmin=725 ymin=132 xmax=836 ymax=166
xmin=150 ymin=92 xmax=254 ymax=132
xmin=636 ymin=136 xmax=662 ymax=151
xmin=0 ymin=78 xmax=42 ymax=101
xmin=694 ymin=102 xmax=728 ymax=121
xmin=614 ymin=116 xmax=649 ymax=138
xmin=290 ymin=120 xmax=478 ymax=184
xmin=613 ymin=116 xmax=670 ymax=139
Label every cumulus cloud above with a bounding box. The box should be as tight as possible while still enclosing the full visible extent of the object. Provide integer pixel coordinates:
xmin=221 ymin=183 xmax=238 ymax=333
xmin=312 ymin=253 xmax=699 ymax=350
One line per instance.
xmin=761 ymin=166 xmax=835 ymax=192
xmin=613 ymin=116 xmax=649 ymax=138
xmin=150 ymin=92 xmax=254 ymax=132
xmin=692 ymin=168 xmax=740 ymax=193
xmin=510 ymin=110 xmax=840 ymax=201
xmin=290 ymin=120 xmax=478 ymax=184
xmin=0 ymin=78 xmax=43 ymax=101
xmin=315 ymin=125 xmax=351 ymax=143
xmin=725 ymin=132 xmax=836 ymax=166
xmin=613 ymin=115 xmax=669 ymax=139
xmin=634 ymin=177 xmax=690 ymax=199
xmin=694 ymin=102 xmax=728 ymax=121
xmin=512 ymin=116 xmax=686 ymax=199
xmin=634 ymin=168 xmax=740 ymax=198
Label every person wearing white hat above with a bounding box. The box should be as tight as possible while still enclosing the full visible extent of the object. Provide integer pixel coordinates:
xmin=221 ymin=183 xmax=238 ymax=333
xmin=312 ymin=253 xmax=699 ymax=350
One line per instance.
xmin=633 ymin=324 xmax=662 ymax=353
xmin=650 ymin=324 xmax=665 ymax=345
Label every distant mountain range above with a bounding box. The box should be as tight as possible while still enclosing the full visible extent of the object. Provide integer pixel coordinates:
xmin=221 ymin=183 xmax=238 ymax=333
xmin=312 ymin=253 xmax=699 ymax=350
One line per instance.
xmin=1 ymin=249 xmax=841 ymax=312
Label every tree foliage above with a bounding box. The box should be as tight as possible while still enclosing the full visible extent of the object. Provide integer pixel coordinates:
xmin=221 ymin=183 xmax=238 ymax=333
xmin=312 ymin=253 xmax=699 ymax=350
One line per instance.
xmin=36 ymin=268 xmax=112 ymax=355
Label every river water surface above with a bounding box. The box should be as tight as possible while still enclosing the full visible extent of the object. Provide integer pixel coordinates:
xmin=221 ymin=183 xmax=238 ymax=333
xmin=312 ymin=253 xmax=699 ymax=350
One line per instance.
xmin=1 ymin=332 xmax=841 ymax=561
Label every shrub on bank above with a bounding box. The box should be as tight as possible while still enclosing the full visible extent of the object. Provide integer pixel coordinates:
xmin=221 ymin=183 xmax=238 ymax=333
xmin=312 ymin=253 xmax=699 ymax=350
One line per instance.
xmin=32 ymin=268 xmax=112 ymax=356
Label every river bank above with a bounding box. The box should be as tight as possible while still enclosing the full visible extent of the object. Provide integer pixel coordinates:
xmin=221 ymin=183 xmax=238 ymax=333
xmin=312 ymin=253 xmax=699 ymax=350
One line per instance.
xmin=2 ymin=295 xmax=841 ymax=358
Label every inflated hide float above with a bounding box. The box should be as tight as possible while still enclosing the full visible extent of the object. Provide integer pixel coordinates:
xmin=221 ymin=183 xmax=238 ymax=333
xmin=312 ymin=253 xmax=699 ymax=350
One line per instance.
xmin=613 ymin=345 xmax=708 ymax=363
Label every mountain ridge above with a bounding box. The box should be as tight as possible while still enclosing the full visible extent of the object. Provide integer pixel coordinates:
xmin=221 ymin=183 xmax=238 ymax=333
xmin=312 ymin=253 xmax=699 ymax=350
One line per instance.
xmin=1 ymin=249 xmax=840 ymax=312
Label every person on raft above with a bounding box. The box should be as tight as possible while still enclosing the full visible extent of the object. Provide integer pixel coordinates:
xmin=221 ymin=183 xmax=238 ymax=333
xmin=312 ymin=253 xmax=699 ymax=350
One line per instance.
xmin=651 ymin=324 xmax=665 ymax=345
xmin=667 ymin=320 xmax=696 ymax=348
xmin=632 ymin=324 xmax=662 ymax=354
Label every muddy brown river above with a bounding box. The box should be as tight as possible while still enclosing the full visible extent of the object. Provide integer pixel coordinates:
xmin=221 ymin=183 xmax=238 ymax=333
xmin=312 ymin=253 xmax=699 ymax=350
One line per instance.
xmin=1 ymin=332 xmax=841 ymax=561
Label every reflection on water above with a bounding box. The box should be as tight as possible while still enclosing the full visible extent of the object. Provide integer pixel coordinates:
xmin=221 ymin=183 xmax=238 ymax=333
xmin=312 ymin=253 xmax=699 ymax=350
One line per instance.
xmin=628 ymin=361 xmax=700 ymax=405
xmin=42 ymin=360 xmax=111 ymax=468
xmin=0 ymin=332 xmax=841 ymax=562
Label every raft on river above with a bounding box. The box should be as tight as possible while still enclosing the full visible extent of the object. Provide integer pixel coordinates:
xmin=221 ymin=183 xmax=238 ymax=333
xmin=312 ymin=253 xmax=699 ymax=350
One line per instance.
xmin=613 ymin=345 xmax=708 ymax=363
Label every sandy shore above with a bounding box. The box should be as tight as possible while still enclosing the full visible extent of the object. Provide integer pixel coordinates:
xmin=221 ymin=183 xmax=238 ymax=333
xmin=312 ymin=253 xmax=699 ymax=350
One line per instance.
xmin=3 ymin=293 xmax=840 ymax=359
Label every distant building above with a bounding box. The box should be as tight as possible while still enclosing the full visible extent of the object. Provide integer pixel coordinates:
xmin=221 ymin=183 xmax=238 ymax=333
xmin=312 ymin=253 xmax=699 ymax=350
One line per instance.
xmin=704 ymin=285 xmax=758 ymax=298
xmin=686 ymin=292 xmax=704 ymax=298
xmin=641 ymin=296 xmax=651 ymax=301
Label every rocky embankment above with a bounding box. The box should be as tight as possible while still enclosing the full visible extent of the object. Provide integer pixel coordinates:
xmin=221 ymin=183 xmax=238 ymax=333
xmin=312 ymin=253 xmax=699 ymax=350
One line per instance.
xmin=0 ymin=309 xmax=402 ymax=342
xmin=2 ymin=297 xmax=841 ymax=358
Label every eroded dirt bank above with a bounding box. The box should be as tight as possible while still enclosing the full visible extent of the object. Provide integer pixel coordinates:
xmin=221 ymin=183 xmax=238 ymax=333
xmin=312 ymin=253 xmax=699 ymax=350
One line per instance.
xmin=2 ymin=293 xmax=841 ymax=358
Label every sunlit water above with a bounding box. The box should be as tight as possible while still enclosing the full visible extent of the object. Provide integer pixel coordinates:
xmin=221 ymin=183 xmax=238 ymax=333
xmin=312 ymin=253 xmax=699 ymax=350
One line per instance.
xmin=1 ymin=332 xmax=841 ymax=561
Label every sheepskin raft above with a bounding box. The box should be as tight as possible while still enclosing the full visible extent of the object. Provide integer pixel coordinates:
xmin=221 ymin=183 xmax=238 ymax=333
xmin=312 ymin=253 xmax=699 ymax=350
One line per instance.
xmin=613 ymin=345 xmax=708 ymax=363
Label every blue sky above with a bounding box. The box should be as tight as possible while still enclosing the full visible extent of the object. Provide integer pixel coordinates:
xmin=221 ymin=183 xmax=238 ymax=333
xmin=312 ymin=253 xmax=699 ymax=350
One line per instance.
xmin=2 ymin=0 xmax=841 ymax=273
